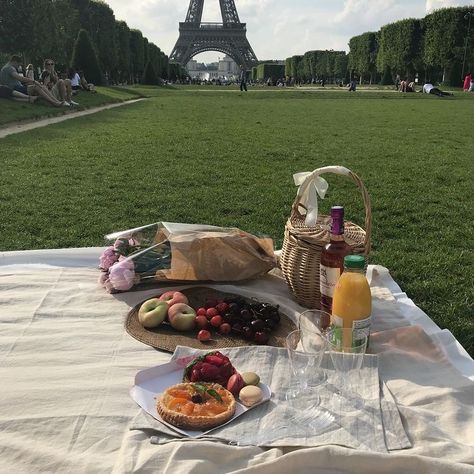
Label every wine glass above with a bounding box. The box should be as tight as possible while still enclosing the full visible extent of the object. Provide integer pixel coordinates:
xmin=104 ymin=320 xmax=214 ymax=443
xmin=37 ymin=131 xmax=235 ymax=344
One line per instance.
xmin=324 ymin=327 xmax=368 ymax=411
xmin=285 ymin=328 xmax=326 ymax=409
xmin=298 ymin=309 xmax=331 ymax=386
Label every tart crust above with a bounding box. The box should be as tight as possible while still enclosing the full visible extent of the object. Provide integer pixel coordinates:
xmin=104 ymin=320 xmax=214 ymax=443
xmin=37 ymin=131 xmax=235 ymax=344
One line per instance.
xmin=157 ymin=382 xmax=236 ymax=430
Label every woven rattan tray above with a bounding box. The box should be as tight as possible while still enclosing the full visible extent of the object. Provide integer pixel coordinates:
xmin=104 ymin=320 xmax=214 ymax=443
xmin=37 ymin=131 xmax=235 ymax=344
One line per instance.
xmin=125 ymin=287 xmax=296 ymax=353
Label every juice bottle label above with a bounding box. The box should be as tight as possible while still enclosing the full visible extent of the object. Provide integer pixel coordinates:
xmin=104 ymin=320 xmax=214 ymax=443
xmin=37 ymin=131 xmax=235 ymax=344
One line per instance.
xmin=330 ymin=315 xmax=371 ymax=349
xmin=352 ymin=316 xmax=371 ymax=342
xmin=320 ymin=265 xmax=341 ymax=297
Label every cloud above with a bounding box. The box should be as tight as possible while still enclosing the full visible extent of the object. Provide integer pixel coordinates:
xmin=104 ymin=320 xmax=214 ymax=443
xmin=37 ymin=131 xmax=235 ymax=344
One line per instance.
xmin=425 ymin=0 xmax=466 ymax=12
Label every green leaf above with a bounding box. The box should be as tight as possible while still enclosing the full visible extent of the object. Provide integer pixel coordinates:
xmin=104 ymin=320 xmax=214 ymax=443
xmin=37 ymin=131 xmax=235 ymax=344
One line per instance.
xmin=192 ymin=383 xmax=207 ymax=394
xmin=206 ymin=388 xmax=223 ymax=403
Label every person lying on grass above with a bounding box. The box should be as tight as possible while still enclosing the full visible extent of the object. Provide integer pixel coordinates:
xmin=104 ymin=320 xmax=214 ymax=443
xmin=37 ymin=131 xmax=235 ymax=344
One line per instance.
xmin=423 ymin=82 xmax=453 ymax=97
xmin=0 ymin=55 xmax=68 ymax=107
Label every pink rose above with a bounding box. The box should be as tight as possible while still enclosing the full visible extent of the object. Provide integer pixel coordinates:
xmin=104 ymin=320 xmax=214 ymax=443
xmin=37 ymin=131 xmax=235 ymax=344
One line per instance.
xmin=109 ymin=258 xmax=135 ymax=291
xmin=99 ymin=246 xmax=119 ymax=271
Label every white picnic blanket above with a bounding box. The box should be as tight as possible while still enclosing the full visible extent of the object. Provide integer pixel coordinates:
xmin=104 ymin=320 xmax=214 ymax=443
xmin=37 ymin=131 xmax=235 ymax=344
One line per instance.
xmin=0 ymin=248 xmax=473 ymax=473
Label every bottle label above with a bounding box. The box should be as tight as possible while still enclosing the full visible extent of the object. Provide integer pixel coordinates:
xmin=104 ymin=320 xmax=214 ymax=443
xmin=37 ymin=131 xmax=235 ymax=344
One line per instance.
xmin=320 ymin=265 xmax=341 ymax=297
xmin=329 ymin=315 xmax=371 ymax=349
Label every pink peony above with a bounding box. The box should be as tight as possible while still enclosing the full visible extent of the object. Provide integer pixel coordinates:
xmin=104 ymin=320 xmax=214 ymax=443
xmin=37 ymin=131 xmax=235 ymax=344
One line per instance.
xmin=108 ymin=258 xmax=135 ymax=291
xmin=98 ymin=271 xmax=114 ymax=292
xmin=99 ymin=246 xmax=119 ymax=271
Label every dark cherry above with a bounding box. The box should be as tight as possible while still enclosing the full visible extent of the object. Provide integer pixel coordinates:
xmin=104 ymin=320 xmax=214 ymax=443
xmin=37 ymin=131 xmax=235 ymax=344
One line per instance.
xmin=251 ymin=319 xmax=265 ymax=331
xmin=254 ymin=331 xmax=269 ymax=344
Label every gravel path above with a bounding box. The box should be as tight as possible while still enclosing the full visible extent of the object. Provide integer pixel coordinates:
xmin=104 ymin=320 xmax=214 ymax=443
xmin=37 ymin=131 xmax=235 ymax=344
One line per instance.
xmin=0 ymin=98 xmax=144 ymax=139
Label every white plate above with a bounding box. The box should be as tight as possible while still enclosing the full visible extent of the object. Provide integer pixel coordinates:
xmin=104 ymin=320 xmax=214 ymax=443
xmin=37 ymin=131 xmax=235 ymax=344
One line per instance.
xmin=130 ymin=355 xmax=272 ymax=438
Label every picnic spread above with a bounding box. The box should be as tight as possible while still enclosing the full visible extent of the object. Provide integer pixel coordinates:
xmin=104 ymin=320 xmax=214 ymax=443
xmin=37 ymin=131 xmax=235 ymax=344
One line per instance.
xmin=1 ymin=167 xmax=473 ymax=473
xmin=1 ymin=251 xmax=473 ymax=473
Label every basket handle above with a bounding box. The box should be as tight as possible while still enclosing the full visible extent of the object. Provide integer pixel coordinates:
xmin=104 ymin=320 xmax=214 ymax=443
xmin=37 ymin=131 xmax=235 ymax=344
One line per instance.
xmin=292 ymin=166 xmax=371 ymax=255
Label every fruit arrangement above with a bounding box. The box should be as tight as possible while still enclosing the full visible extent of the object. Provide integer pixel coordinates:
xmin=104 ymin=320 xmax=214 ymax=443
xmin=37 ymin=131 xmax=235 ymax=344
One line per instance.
xmin=137 ymin=290 xmax=282 ymax=346
xmin=182 ymin=351 xmax=263 ymax=404
xmin=194 ymin=296 xmax=281 ymax=345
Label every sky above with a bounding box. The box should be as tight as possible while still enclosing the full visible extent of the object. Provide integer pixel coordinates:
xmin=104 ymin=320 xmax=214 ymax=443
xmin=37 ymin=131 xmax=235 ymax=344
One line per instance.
xmin=106 ymin=0 xmax=474 ymax=63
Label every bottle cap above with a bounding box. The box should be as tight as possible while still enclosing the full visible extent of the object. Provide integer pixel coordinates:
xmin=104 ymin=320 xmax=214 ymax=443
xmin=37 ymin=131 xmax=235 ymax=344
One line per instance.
xmin=344 ymin=255 xmax=365 ymax=269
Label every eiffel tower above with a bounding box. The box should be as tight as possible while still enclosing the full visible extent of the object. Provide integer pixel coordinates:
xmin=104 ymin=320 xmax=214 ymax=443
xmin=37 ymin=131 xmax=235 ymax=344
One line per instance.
xmin=170 ymin=0 xmax=258 ymax=68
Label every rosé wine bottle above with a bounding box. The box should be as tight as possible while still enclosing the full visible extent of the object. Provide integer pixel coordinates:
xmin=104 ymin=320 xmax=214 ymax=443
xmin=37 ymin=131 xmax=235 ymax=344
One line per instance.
xmin=319 ymin=206 xmax=352 ymax=328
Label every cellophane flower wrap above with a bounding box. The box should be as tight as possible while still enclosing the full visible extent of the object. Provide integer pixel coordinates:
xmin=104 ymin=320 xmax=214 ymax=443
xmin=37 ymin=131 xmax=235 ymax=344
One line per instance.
xmin=98 ymin=222 xmax=276 ymax=292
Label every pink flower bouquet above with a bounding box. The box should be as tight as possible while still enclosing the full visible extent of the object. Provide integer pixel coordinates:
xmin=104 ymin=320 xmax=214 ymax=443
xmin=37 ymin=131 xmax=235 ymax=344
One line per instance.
xmin=98 ymin=222 xmax=276 ymax=293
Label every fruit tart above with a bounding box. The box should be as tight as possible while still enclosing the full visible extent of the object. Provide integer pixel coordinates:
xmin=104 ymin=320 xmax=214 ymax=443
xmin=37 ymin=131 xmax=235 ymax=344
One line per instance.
xmin=157 ymin=382 xmax=236 ymax=430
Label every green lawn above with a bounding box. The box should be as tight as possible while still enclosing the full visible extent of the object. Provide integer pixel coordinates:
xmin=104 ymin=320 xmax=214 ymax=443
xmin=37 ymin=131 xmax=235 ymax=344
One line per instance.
xmin=0 ymin=86 xmax=144 ymax=125
xmin=0 ymin=85 xmax=473 ymax=355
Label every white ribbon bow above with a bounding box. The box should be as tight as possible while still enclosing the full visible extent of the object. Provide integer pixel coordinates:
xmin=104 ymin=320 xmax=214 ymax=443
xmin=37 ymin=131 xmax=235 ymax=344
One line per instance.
xmin=293 ymin=166 xmax=351 ymax=227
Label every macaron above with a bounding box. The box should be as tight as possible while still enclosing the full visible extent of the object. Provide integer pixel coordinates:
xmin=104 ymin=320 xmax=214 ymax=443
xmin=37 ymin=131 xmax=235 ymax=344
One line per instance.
xmin=239 ymin=385 xmax=263 ymax=407
xmin=241 ymin=372 xmax=260 ymax=386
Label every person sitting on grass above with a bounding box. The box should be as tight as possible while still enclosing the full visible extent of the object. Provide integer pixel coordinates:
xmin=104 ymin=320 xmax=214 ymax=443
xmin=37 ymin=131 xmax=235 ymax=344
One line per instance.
xmin=41 ymin=59 xmax=78 ymax=106
xmin=0 ymin=55 xmax=67 ymax=107
xmin=68 ymin=67 xmax=82 ymax=91
xmin=407 ymin=81 xmax=416 ymax=92
xmin=78 ymin=70 xmax=96 ymax=92
xmin=25 ymin=64 xmax=35 ymax=81
xmin=0 ymin=84 xmax=38 ymax=103
xmin=423 ymin=82 xmax=453 ymax=97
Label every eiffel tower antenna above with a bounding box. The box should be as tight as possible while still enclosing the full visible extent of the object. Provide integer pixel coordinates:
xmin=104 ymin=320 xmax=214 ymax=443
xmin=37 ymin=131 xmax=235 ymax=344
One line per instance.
xmin=170 ymin=0 xmax=258 ymax=68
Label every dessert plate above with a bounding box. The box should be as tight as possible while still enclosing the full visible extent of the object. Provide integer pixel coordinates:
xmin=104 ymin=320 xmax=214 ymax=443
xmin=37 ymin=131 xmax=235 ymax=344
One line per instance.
xmin=131 ymin=356 xmax=272 ymax=438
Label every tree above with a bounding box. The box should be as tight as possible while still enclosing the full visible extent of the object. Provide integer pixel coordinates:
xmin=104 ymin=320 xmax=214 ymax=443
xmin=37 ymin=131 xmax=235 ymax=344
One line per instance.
xmin=256 ymin=64 xmax=285 ymax=82
xmin=129 ymin=29 xmax=145 ymax=82
xmin=376 ymin=19 xmax=422 ymax=80
xmin=116 ymin=20 xmax=131 ymax=83
xmin=142 ymin=61 xmax=158 ymax=85
xmin=70 ymin=29 xmax=103 ymax=84
xmin=423 ymin=7 xmax=474 ymax=84
xmin=349 ymin=32 xmax=378 ymax=83
xmin=0 ymin=0 xmax=35 ymax=60
xmin=86 ymin=0 xmax=118 ymax=79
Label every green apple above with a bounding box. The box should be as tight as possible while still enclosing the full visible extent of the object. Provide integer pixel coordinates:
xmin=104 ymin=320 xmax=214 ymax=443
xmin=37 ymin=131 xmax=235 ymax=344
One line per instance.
xmin=138 ymin=298 xmax=168 ymax=328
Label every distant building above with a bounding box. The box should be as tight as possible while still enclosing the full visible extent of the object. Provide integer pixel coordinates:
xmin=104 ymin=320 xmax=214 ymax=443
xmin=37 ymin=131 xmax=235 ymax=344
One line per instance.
xmin=186 ymin=55 xmax=239 ymax=81
xmin=218 ymin=55 xmax=239 ymax=79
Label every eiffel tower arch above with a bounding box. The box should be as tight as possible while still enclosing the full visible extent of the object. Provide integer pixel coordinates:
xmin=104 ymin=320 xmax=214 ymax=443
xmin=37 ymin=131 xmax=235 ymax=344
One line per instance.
xmin=170 ymin=0 xmax=258 ymax=69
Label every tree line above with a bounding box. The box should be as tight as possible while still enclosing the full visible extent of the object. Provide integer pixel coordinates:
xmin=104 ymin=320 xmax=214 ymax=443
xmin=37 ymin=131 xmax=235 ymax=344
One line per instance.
xmin=0 ymin=0 xmax=187 ymax=84
xmin=285 ymin=6 xmax=473 ymax=86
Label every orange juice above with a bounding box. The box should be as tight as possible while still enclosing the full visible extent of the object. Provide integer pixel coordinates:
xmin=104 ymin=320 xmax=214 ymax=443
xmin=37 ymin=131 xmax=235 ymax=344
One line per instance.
xmin=331 ymin=255 xmax=371 ymax=348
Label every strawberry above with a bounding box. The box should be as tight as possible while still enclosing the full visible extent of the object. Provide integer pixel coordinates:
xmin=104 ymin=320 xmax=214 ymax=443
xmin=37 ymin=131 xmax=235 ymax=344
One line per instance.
xmin=183 ymin=350 xmax=237 ymax=386
xmin=200 ymin=363 xmax=220 ymax=381
xmin=205 ymin=355 xmax=225 ymax=366
xmin=190 ymin=368 xmax=201 ymax=382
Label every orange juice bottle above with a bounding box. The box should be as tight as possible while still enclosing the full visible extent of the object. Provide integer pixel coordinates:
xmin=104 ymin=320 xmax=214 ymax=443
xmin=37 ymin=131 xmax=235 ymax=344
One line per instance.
xmin=331 ymin=255 xmax=371 ymax=348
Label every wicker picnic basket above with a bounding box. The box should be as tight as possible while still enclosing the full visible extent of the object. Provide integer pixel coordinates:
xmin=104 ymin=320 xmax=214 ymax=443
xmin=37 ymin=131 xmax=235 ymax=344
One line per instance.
xmin=279 ymin=166 xmax=372 ymax=308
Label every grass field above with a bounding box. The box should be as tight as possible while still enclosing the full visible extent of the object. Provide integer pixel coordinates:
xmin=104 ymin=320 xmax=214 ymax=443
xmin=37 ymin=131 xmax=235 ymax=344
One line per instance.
xmin=0 ymin=85 xmax=473 ymax=355
xmin=0 ymin=86 xmax=144 ymax=125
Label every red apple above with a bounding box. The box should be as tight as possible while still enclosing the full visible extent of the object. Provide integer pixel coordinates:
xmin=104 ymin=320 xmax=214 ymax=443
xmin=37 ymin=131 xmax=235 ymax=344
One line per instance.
xmin=138 ymin=298 xmax=168 ymax=328
xmin=168 ymin=303 xmax=196 ymax=331
xmin=197 ymin=307 xmax=207 ymax=316
xmin=159 ymin=290 xmax=188 ymax=307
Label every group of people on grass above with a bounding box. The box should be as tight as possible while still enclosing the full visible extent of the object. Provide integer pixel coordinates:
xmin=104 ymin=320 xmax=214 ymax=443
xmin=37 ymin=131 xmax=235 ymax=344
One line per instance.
xmin=0 ymin=55 xmax=95 ymax=107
